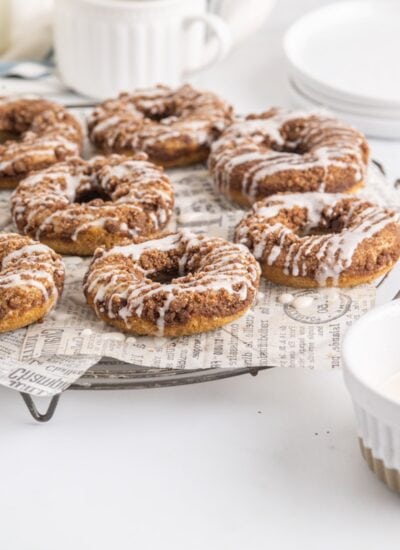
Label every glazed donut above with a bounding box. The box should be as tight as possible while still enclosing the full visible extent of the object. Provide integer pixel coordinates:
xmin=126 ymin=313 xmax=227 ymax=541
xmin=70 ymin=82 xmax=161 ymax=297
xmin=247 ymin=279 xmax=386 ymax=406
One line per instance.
xmin=0 ymin=98 xmax=82 ymax=189
xmin=83 ymin=230 xmax=260 ymax=336
xmin=11 ymin=153 xmax=174 ymax=256
xmin=234 ymin=192 xmax=400 ymax=288
xmin=87 ymin=84 xmax=233 ymax=168
xmin=209 ymin=108 xmax=369 ymax=206
xmin=0 ymin=233 xmax=64 ymax=333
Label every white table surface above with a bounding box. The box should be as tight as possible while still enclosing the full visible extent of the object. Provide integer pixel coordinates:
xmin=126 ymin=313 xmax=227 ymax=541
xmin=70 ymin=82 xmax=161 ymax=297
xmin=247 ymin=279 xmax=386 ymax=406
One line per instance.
xmin=2 ymin=1 xmax=400 ymax=548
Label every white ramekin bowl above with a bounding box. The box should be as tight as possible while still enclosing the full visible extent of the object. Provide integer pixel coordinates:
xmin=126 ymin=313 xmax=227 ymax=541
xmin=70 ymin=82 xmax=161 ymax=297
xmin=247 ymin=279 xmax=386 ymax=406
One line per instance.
xmin=343 ymin=300 xmax=400 ymax=492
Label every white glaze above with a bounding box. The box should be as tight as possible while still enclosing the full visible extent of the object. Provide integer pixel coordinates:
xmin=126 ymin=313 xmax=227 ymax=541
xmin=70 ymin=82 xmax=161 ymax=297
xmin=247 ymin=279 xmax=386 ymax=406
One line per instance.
xmin=236 ymin=192 xmax=399 ymax=286
xmin=0 ymin=99 xmax=80 ymax=176
xmin=85 ymin=231 xmax=260 ymax=336
xmin=1 ymin=243 xmax=51 ymax=268
xmin=104 ymin=232 xmax=184 ymax=264
xmin=292 ymin=295 xmax=313 ymax=311
xmin=210 ymin=109 xmax=367 ymax=201
xmin=11 ymin=157 xmax=174 ymax=244
xmin=0 ymin=236 xmax=62 ymax=306
xmin=88 ymin=85 xmax=230 ymax=152
xmin=279 ymin=293 xmax=294 ymax=305
xmin=255 ymin=291 xmax=265 ymax=305
xmin=323 ymin=288 xmax=340 ymax=304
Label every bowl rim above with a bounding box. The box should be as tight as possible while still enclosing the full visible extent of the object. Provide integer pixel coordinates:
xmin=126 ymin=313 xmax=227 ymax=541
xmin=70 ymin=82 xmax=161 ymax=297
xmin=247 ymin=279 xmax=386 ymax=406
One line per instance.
xmin=342 ymin=300 xmax=400 ymax=411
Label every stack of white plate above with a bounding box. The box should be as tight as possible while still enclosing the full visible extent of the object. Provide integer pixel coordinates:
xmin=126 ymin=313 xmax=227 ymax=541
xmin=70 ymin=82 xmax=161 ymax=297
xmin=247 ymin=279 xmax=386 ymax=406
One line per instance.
xmin=284 ymin=1 xmax=400 ymax=139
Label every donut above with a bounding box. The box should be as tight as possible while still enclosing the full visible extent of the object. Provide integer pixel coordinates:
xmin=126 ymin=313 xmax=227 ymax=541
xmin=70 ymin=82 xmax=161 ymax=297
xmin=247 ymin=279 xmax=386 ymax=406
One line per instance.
xmin=208 ymin=108 xmax=369 ymax=206
xmin=0 ymin=233 xmax=64 ymax=333
xmin=87 ymin=84 xmax=233 ymax=168
xmin=83 ymin=230 xmax=260 ymax=336
xmin=11 ymin=153 xmax=175 ymax=256
xmin=0 ymin=98 xmax=82 ymax=189
xmin=234 ymin=192 xmax=400 ymax=288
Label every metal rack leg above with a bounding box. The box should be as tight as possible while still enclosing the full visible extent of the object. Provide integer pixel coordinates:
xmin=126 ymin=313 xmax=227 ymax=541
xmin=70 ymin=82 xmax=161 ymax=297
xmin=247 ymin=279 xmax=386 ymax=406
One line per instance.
xmin=20 ymin=393 xmax=61 ymax=422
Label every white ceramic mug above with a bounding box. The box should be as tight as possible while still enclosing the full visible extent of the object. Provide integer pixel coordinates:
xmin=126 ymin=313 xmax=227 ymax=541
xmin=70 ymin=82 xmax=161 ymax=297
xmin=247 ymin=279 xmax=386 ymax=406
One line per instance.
xmin=54 ymin=0 xmax=232 ymax=99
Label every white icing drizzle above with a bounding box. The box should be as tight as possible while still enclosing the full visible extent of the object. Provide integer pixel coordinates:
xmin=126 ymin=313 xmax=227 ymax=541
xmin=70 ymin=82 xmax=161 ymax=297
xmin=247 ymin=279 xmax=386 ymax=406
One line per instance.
xmin=209 ymin=109 xmax=368 ymax=201
xmin=84 ymin=231 xmax=260 ymax=336
xmin=11 ymin=155 xmax=174 ymax=245
xmin=0 ymin=235 xmax=63 ymax=306
xmin=2 ymin=243 xmax=53 ymax=268
xmin=88 ymin=84 xmax=232 ymax=154
xmin=278 ymin=293 xmax=294 ymax=305
xmin=90 ymin=115 xmax=121 ymax=137
xmin=292 ymin=295 xmax=313 ymax=311
xmin=235 ymin=192 xmax=399 ymax=286
xmin=104 ymin=232 xmax=183 ymax=264
xmin=0 ymin=98 xmax=81 ymax=177
xmin=254 ymin=192 xmax=343 ymax=232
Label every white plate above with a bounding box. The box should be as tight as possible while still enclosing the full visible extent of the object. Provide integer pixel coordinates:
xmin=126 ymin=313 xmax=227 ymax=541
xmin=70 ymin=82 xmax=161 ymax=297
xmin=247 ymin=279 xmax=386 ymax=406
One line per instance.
xmin=284 ymin=1 xmax=400 ymax=108
xmin=288 ymin=78 xmax=400 ymax=139
xmin=291 ymin=72 xmax=400 ymax=120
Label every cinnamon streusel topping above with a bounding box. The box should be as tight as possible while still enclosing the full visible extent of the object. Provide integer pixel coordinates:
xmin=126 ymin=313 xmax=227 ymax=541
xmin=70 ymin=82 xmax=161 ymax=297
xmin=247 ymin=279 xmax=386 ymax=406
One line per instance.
xmin=84 ymin=230 xmax=260 ymax=335
xmin=0 ymin=98 xmax=82 ymax=184
xmin=235 ymin=192 xmax=400 ymax=287
xmin=11 ymin=153 xmax=175 ymax=255
xmin=209 ymin=109 xmax=369 ymax=205
xmin=0 ymin=233 xmax=64 ymax=332
xmin=88 ymin=84 xmax=233 ymax=167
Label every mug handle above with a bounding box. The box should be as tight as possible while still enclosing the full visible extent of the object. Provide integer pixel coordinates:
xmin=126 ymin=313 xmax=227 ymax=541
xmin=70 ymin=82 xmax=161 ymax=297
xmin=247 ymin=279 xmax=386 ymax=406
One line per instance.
xmin=183 ymin=13 xmax=232 ymax=75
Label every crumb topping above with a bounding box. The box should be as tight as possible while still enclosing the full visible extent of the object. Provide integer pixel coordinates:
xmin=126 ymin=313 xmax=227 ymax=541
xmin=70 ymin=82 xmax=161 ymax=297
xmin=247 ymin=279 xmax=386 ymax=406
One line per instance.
xmin=0 ymin=98 xmax=82 ymax=178
xmin=11 ymin=153 xmax=174 ymax=245
xmin=88 ymin=84 xmax=233 ymax=164
xmin=209 ymin=108 xmax=369 ymax=203
xmin=0 ymin=233 xmax=64 ymax=318
xmin=235 ymin=192 xmax=400 ymax=285
xmin=84 ymin=230 xmax=260 ymax=335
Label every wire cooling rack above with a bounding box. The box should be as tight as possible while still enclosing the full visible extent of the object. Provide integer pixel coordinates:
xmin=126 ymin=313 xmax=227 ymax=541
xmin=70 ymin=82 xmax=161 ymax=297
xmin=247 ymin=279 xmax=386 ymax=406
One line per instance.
xmin=17 ymin=158 xmax=400 ymax=422
xmin=17 ymin=159 xmax=398 ymax=422
xmin=20 ymin=365 xmax=273 ymax=422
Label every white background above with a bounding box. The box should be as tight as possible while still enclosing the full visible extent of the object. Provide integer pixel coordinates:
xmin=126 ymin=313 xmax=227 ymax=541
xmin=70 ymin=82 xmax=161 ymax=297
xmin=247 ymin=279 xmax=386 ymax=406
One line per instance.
xmin=2 ymin=1 xmax=400 ymax=548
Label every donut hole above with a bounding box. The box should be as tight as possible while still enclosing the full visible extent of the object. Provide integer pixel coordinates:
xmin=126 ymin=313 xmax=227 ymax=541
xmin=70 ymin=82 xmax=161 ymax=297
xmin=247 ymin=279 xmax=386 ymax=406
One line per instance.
xmin=281 ymin=203 xmax=355 ymax=238
xmin=279 ymin=120 xmax=320 ymax=156
xmin=259 ymin=141 xmax=306 ymax=156
xmin=75 ymin=186 xmax=110 ymax=205
xmin=298 ymin=220 xmax=346 ymax=237
xmin=0 ymin=130 xmax=21 ymax=144
xmin=136 ymin=99 xmax=176 ymax=122
xmin=298 ymin=226 xmax=332 ymax=237
xmin=248 ymin=117 xmax=311 ymax=155
xmin=296 ymin=219 xmax=348 ymax=239
xmin=143 ymin=106 xmax=175 ymax=122
xmin=137 ymin=250 xmax=181 ymax=283
xmin=282 ymin=145 xmax=303 ymax=155
xmin=147 ymin=268 xmax=180 ymax=284
xmin=139 ymin=249 xmax=200 ymax=285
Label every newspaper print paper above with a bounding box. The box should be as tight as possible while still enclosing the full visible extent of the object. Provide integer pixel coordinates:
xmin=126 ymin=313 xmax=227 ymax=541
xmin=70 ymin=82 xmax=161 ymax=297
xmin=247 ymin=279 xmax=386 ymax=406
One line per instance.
xmin=0 ymin=161 xmax=397 ymax=396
